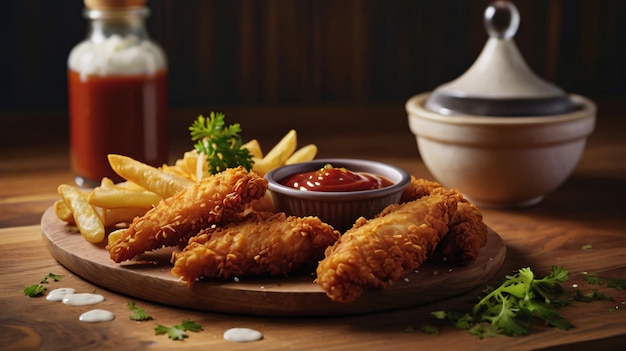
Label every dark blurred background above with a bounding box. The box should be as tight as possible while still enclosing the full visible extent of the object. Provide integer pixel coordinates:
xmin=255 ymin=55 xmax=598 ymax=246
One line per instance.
xmin=1 ymin=0 xmax=625 ymax=147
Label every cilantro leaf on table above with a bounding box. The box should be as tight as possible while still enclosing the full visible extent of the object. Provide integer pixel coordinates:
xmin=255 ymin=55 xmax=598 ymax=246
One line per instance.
xmin=189 ymin=112 xmax=253 ymax=174
xmin=432 ymin=266 xmax=573 ymax=338
xmin=24 ymin=284 xmax=47 ymax=297
xmin=41 ymin=273 xmax=63 ymax=283
xmin=581 ymin=272 xmax=626 ymax=290
xmin=126 ymin=301 xmax=153 ymax=321
xmin=155 ymin=320 xmax=203 ymax=340
xmin=24 ymin=273 xmax=64 ymax=297
xmin=574 ymin=289 xmax=613 ymax=302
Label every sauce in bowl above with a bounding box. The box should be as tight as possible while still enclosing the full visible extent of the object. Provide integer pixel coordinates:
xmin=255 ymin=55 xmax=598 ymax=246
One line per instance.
xmin=279 ymin=164 xmax=393 ymax=192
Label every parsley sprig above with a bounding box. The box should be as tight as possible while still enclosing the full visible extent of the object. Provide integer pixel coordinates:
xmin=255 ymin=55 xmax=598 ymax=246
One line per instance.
xmin=189 ymin=112 xmax=253 ymax=174
xmin=126 ymin=301 xmax=153 ymax=321
xmin=581 ymin=271 xmax=626 ymax=290
xmin=432 ymin=266 xmax=573 ymax=338
xmin=155 ymin=320 xmax=203 ymax=340
xmin=23 ymin=273 xmax=64 ymax=297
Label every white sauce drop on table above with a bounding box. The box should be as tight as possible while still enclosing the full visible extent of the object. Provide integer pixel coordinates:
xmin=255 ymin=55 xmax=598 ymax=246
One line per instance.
xmin=46 ymin=288 xmax=76 ymax=302
xmin=62 ymin=293 xmax=105 ymax=306
xmin=223 ymin=328 xmax=263 ymax=342
xmin=79 ymin=309 xmax=115 ymax=323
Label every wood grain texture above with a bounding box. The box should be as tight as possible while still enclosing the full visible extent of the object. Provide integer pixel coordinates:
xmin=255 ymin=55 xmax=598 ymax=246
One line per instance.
xmin=40 ymin=206 xmax=505 ymax=317
xmin=2 ymin=101 xmax=626 ymax=350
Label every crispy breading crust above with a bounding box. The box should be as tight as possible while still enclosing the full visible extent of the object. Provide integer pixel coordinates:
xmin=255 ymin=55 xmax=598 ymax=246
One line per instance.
xmin=108 ymin=167 xmax=267 ymax=263
xmin=316 ymin=191 xmax=461 ymax=303
xmin=400 ymin=176 xmax=489 ymax=266
xmin=171 ymin=212 xmax=340 ymax=283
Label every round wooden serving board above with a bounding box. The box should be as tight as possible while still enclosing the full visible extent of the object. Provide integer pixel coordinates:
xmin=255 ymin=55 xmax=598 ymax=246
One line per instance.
xmin=41 ymin=206 xmax=506 ymax=316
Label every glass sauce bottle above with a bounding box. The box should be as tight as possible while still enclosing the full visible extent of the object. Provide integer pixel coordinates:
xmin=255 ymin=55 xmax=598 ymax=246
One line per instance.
xmin=68 ymin=0 xmax=168 ymax=187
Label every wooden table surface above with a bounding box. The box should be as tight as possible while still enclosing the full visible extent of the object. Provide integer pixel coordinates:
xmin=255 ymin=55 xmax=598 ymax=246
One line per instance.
xmin=1 ymin=99 xmax=625 ymax=350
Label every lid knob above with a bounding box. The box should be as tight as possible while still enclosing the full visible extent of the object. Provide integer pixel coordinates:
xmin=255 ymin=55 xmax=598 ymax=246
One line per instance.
xmin=424 ymin=1 xmax=573 ymax=116
xmin=484 ymin=0 xmax=520 ymax=39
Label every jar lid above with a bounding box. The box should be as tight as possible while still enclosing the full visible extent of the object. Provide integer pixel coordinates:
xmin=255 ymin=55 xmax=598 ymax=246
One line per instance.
xmin=424 ymin=1 xmax=573 ymax=116
xmin=84 ymin=0 xmax=147 ymax=10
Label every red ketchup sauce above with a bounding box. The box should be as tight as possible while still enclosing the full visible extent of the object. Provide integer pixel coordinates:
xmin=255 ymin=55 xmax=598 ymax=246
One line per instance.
xmin=279 ymin=164 xmax=394 ymax=192
xmin=68 ymin=69 xmax=168 ymax=184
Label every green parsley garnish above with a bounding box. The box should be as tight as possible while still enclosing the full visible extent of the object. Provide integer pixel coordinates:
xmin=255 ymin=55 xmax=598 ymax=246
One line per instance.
xmin=155 ymin=320 xmax=203 ymax=340
xmin=24 ymin=273 xmax=64 ymax=297
xmin=126 ymin=301 xmax=153 ymax=321
xmin=432 ymin=266 xmax=573 ymax=338
xmin=189 ymin=112 xmax=253 ymax=174
xmin=24 ymin=284 xmax=47 ymax=297
xmin=420 ymin=324 xmax=440 ymax=335
xmin=581 ymin=271 xmax=626 ymax=290
xmin=574 ymin=289 xmax=613 ymax=302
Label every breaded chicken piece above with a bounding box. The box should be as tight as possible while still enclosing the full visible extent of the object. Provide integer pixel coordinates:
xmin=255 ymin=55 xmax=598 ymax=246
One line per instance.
xmin=316 ymin=191 xmax=460 ymax=303
xmin=437 ymin=199 xmax=488 ymax=265
xmin=399 ymin=176 xmax=446 ymax=203
xmin=400 ymin=176 xmax=488 ymax=266
xmin=171 ymin=212 xmax=340 ymax=283
xmin=109 ymin=167 xmax=268 ymax=263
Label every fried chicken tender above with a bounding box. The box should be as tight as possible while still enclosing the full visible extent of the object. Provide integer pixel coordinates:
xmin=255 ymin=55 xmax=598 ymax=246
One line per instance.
xmin=399 ymin=176 xmax=445 ymax=203
xmin=171 ymin=212 xmax=340 ymax=283
xmin=316 ymin=191 xmax=461 ymax=303
xmin=400 ymin=176 xmax=488 ymax=266
xmin=108 ymin=167 xmax=268 ymax=263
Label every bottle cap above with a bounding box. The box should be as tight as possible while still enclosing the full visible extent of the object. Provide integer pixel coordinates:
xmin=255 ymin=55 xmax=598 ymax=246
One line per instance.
xmin=424 ymin=1 xmax=573 ymax=116
xmin=84 ymin=0 xmax=147 ymax=10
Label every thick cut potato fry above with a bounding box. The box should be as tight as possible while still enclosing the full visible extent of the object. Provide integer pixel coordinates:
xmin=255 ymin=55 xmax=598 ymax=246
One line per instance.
xmin=88 ymin=185 xmax=162 ymax=209
xmin=58 ymin=184 xmax=105 ymax=243
xmin=102 ymin=207 xmax=148 ymax=227
xmin=107 ymin=228 xmax=127 ymax=248
xmin=108 ymin=154 xmax=193 ymax=198
xmin=285 ymin=144 xmax=318 ymax=165
xmin=99 ymin=177 xmax=115 ymax=188
xmin=54 ymin=199 xmax=74 ymax=223
xmin=243 ymin=139 xmax=263 ymax=159
xmin=252 ymin=129 xmax=297 ymax=175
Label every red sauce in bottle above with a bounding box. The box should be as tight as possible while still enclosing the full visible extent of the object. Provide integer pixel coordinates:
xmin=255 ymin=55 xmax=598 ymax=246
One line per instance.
xmin=279 ymin=164 xmax=393 ymax=192
xmin=68 ymin=69 xmax=168 ymax=184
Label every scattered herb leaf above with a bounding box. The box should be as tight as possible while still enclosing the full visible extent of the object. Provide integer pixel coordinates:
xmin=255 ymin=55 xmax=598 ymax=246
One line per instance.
xmin=189 ymin=112 xmax=253 ymax=174
xmin=155 ymin=320 xmax=202 ymax=340
xmin=574 ymin=289 xmax=613 ymax=303
xmin=581 ymin=244 xmax=593 ymax=250
xmin=126 ymin=302 xmax=153 ymax=321
xmin=420 ymin=325 xmax=440 ymax=335
xmin=41 ymin=273 xmax=63 ymax=284
xmin=24 ymin=273 xmax=64 ymax=297
xmin=581 ymin=272 xmax=626 ymax=290
xmin=432 ymin=266 xmax=573 ymax=338
xmin=23 ymin=284 xmax=47 ymax=297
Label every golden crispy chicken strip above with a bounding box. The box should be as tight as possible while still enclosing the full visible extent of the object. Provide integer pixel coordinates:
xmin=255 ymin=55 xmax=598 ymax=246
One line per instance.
xmin=316 ymin=191 xmax=461 ymax=303
xmin=400 ymin=176 xmax=488 ymax=266
xmin=108 ymin=167 xmax=267 ymax=262
xmin=171 ymin=212 xmax=340 ymax=283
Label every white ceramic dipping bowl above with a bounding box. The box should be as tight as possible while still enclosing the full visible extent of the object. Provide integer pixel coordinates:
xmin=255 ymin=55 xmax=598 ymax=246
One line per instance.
xmin=406 ymin=93 xmax=596 ymax=208
xmin=265 ymin=159 xmax=411 ymax=231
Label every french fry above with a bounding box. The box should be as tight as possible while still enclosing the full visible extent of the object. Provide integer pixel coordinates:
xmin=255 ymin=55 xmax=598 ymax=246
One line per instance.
xmin=115 ymin=181 xmax=147 ymax=192
xmin=252 ymin=129 xmax=298 ymax=175
xmin=58 ymin=184 xmax=105 ymax=244
xmin=54 ymin=199 xmax=74 ymax=223
xmin=99 ymin=177 xmax=115 ymax=188
xmin=243 ymin=139 xmax=263 ymax=159
xmin=102 ymin=207 xmax=148 ymax=227
xmin=107 ymin=154 xmax=193 ymax=198
xmin=88 ymin=185 xmax=161 ymax=209
xmin=107 ymin=228 xmax=127 ymax=248
xmin=285 ymin=144 xmax=318 ymax=165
